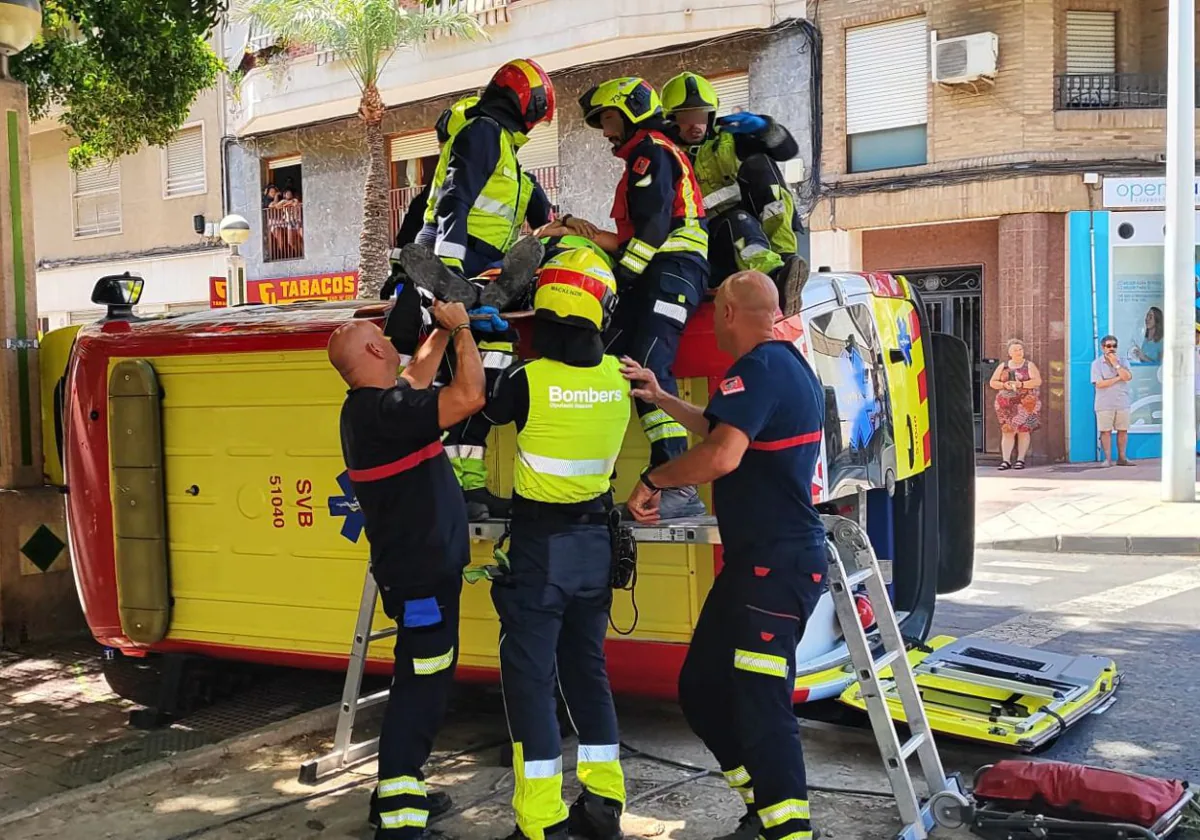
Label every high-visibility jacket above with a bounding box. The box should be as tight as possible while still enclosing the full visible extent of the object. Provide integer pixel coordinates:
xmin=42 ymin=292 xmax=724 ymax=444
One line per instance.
xmin=610 ymin=129 xmax=708 ymax=279
xmin=424 ymin=116 xmax=537 ymax=271
xmin=692 ymin=131 xmax=743 ymax=216
xmin=514 ymin=356 xmax=630 ymax=504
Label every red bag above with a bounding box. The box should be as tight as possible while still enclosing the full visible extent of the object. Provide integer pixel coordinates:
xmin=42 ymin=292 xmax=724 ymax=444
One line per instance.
xmin=974 ymin=760 xmax=1188 ymax=828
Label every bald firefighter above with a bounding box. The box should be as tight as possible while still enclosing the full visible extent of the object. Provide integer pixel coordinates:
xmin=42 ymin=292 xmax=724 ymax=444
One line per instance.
xmin=661 ymin=72 xmax=807 ymax=318
xmin=398 ymin=59 xmax=559 ymax=520
xmin=483 ymin=247 xmax=629 ymax=840
xmin=560 ymin=77 xmax=710 ymax=520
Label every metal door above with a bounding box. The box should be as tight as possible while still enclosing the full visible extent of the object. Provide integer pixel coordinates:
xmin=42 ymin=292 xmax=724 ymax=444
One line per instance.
xmin=901 ymin=267 xmax=985 ymax=451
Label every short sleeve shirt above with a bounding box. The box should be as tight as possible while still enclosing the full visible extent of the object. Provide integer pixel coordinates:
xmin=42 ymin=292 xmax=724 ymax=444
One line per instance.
xmin=338 ymin=382 xmax=469 ymax=598
xmin=1091 ymin=356 xmax=1132 ymax=412
xmin=703 ymin=341 xmax=826 ymax=564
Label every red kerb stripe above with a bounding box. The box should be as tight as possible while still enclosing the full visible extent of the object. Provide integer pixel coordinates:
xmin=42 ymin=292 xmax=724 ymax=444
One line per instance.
xmin=348 ymin=441 xmax=445 ymax=482
xmin=748 ymin=430 xmax=822 ymax=451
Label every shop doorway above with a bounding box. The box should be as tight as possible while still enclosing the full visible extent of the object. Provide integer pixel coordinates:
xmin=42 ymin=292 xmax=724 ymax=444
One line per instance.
xmin=902 ymin=267 xmax=985 ymax=452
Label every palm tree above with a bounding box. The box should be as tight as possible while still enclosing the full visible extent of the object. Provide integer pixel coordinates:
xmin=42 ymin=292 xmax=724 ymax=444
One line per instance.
xmin=236 ymin=0 xmax=482 ymax=297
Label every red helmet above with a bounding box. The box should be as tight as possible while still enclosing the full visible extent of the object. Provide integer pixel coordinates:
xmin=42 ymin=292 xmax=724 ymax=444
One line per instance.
xmin=484 ymin=58 xmax=556 ymax=132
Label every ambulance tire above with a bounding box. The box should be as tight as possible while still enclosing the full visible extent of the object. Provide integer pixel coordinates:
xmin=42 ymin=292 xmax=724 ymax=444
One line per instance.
xmin=929 ymin=332 xmax=975 ymax=595
xmin=100 ymin=652 xmax=164 ymax=708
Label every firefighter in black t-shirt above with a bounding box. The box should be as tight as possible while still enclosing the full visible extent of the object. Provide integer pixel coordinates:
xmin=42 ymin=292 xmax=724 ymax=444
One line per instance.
xmin=328 ymin=301 xmax=485 ymax=840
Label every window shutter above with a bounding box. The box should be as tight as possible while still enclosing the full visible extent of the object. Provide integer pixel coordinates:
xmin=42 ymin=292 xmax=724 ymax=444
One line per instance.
xmin=73 ymin=161 xmax=121 ymax=237
xmin=75 ymin=161 xmax=120 ymax=195
xmin=846 ymin=16 xmax=929 ymax=135
xmin=268 ymin=154 xmax=302 ymax=170
xmin=165 ymin=125 xmax=206 ymax=197
xmin=1066 ymin=11 xmax=1116 ymax=74
xmin=518 ymin=120 xmax=559 ymax=172
xmin=390 ymin=131 xmax=440 ymax=163
xmin=711 ymin=73 xmax=750 ymax=116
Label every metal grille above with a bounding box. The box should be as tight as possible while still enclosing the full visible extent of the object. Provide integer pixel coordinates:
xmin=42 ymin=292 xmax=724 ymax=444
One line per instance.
xmin=905 ymin=267 xmax=984 ymax=452
xmin=1054 ymin=73 xmax=1173 ymax=110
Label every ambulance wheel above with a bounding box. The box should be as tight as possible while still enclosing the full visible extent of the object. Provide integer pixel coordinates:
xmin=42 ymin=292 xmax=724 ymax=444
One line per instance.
xmin=100 ymin=651 xmax=163 ymax=708
xmin=929 ymin=790 xmax=973 ymax=829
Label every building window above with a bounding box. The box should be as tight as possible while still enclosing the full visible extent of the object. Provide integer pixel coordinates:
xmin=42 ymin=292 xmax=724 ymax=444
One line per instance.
xmin=1056 ymin=11 xmax=1124 ymax=109
xmin=263 ymin=154 xmax=304 ymax=262
xmin=163 ymin=124 xmax=207 ymax=198
xmin=846 ymin=16 xmax=929 ymax=173
xmin=710 ymin=72 xmax=750 ymax=116
xmin=1065 ymin=11 xmax=1117 ymax=75
xmin=72 ymin=160 xmax=122 ymax=238
xmin=388 ymin=130 xmax=441 ymax=242
xmin=517 ymin=119 xmax=560 ymax=216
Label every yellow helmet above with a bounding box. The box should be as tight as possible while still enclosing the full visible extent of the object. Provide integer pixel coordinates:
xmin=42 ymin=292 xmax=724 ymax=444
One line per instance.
xmin=661 ymin=72 xmax=720 ymax=117
xmin=435 ymin=95 xmax=480 ymax=144
xmin=578 ymin=77 xmax=662 ymax=129
xmin=533 ymin=247 xmax=619 ymax=331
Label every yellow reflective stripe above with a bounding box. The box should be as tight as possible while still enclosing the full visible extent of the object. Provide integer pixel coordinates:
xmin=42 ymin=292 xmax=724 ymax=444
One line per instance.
xmin=474 ymin=194 xmax=517 ymax=222
xmin=777 ymin=832 xmax=814 ymax=840
xmin=512 ymin=742 xmax=570 ymax=839
xmin=650 ymin=134 xmax=702 ymax=219
xmin=646 ymin=422 xmax=688 ymax=442
xmin=482 ymin=351 xmax=514 ymax=370
xmin=378 ymin=776 xmax=425 ymax=797
xmin=704 ymin=183 xmax=742 ymax=209
xmin=641 ymin=409 xmax=673 ymax=429
xmin=759 ymin=799 xmax=811 ymax=828
xmin=577 ymin=744 xmax=626 ymax=805
xmin=519 ymin=449 xmax=617 ymax=478
xmin=413 ymin=646 xmax=455 ymax=675
xmin=478 ymin=340 xmax=515 ymax=352
xmin=738 ymin=786 xmax=755 ymax=804
xmin=523 ymin=757 xmax=563 ymax=779
xmin=620 ymin=251 xmax=648 ymax=275
xmin=379 ymin=808 xmax=429 ymax=829
xmin=762 ymin=199 xmax=788 ymax=220
xmin=734 ymin=649 xmax=789 ymax=679
xmin=724 ymin=766 xmax=751 ymax=787
xmin=445 ymin=445 xmax=485 ymax=461
xmin=627 ymin=238 xmax=657 ymax=260
xmin=435 ymin=241 xmax=467 ymax=261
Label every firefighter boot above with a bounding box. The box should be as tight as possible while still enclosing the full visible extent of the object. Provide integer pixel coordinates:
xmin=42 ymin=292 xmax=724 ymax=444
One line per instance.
xmin=712 ymin=812 xmax=761 ymax=840
xmin=465 ymin=487 xmax=511 ymax=519
xmin=368 ymin=788 xmax=454 ymax=829
xmin=771 ymin=254 xmax=809 ymax=319
xmin=479 ymin=236 xmax=545 ymax=312
xmin=499 ymin=823 xmax=571 ymax=840
xmin=568 ymin=790 xmax=623 ymax=840
xmin=400 ymin=243 xmax=482 ymax=306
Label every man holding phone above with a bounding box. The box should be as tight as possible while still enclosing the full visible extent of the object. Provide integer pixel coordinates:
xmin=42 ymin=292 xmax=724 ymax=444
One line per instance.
xmin=1090 ymin=335 xmax=1134 ymax=467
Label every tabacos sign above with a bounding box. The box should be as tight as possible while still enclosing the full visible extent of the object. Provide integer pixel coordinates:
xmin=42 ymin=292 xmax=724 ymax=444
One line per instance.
xmin=209 ymin=271 xmax=360 ymax=307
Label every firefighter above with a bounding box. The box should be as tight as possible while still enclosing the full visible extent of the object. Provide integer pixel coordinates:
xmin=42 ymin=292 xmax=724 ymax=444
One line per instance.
xmin=327 ymin=300 xmax=486 ymax=840
xmin=482 ymin=247 xmax=629 ymax=840
xmin=621 ymin=271 xmax=825 ymax=840
xmin=564 ymin=76 xmax=710 ymax=520
xmin=397 ymin=58 xmax=559 ymax=519
xmin=661 ymin=72 xmax=808 ymax=318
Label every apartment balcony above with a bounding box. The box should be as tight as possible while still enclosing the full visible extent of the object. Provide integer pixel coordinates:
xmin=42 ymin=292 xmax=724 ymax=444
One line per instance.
xmin=230 ymin=0 xmax=805 ymax=136
xmin=263 ymin=204 xmax=304 ymax=262
xmin=1053 ymin=73 xmax=1176 ymax=110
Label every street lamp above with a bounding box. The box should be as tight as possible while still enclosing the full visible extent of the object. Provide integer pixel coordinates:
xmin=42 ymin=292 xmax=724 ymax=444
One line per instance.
xmin=0 ymin=0 xmax=42 ymax=489
xmin=218 ymin=213 xmax=251 ymax=307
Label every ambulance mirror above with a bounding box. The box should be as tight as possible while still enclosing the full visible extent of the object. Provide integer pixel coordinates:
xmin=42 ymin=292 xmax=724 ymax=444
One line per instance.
xmin=91 ymin=272 xmax=145 ymax=321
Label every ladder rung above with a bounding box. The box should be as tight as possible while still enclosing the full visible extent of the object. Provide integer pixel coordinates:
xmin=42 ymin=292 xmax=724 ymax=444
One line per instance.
xmin=355 ymin=687 xmax=391 ymax=711
xmin=874 ymin=649 xmax=903 ymax=671
xmin=845 ymin=568 xmax=875 ymax=588
xmin=899 ymin=732 xmax=925 ymax=760
xmin=367 ymin=627 xmax=397 ymax=643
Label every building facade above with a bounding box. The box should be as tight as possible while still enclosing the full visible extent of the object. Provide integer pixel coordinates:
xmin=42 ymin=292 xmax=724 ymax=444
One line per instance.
xmin=220 ymin=0 xmax=815 ymax=290
xmin=30 ymin=87 xmax=228 ymax=330
xmin=811 ymin=0 xmax=1191 ymax=464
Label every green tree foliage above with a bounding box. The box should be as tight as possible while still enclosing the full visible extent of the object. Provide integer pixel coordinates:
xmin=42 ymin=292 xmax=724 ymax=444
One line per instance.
xmin=12 ymin=0 xmax=227 ymax=169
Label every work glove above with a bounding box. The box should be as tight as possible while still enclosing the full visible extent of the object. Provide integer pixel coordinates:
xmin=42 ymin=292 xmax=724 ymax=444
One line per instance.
xmin=402 ymin=596 xmax=442 ymax=628
xmin=717 ymin=112 xmax=769 ymax=135
xmin=468 ymin=305 xmax=509 ymax=333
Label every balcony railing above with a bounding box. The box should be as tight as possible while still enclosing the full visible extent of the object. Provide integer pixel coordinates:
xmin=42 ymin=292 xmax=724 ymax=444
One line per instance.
xmin=1054 ymin=72 xmax=1181 ymax=110
xmin=388 ymin=165 xmax=561 ymax=242
xmin=263 ymin=204 xmax=304 ymax=262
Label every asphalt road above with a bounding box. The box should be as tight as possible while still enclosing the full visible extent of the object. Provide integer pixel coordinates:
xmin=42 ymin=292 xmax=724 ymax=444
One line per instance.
xmin=930 ymin=548 xmax=1200 ymax=783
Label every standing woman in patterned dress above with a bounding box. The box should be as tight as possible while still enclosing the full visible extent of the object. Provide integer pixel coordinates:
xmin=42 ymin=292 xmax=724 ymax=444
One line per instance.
xmin=990 ymin=338 xmax=1043 ymax=470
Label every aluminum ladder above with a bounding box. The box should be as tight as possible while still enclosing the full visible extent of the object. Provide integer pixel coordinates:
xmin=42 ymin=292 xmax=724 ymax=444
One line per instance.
xmin=298 ymin=571 xmax=391 ymax=784
xmin=821 ymin=513 xmax=968 ymax=840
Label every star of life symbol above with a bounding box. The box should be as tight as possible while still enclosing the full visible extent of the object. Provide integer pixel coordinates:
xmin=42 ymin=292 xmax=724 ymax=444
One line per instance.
xmin=896 ymin=317 xmax=914 ymax=366
xmin=328 ymin=470 xmax=365 ymax=543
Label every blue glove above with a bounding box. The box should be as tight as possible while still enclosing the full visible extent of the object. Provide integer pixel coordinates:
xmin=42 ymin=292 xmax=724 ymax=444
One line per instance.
xmin=402 ymin=597 xmax=442 ymax=628
xmin=468 ymin=305 xmax=509 ymax=333
xmin=717 ymin=112 xmax=769 ymax=135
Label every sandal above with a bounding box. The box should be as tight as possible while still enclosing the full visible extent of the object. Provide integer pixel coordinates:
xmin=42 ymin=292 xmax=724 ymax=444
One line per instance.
xmin=998 ymin=461 xmax=1012 ymax=471
xmin=1013 ymin=460 xmax=1025 ymax=470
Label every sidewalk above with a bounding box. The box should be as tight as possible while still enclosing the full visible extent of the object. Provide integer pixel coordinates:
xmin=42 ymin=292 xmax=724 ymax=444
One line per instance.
xmin=975 ymin=457 xmax=1200 ymax=553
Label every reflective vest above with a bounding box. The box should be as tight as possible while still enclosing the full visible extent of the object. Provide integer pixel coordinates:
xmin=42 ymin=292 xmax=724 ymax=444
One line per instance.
xmin=424 ymin=116 xmax=534 ymax=254
xmin=692 ymin=131 xmax=742 ymax=216
xmin=516 ymin=356 xmax=631 ymax=504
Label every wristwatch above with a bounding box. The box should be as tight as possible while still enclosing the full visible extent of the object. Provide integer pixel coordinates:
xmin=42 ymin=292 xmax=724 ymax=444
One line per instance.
xmin=639 ymin=468 xmax=660 ymax=492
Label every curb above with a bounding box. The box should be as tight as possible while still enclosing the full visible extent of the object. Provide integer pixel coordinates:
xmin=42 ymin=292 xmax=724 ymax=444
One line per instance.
xmin=976 ymin=535 xmax=1200 ymax=555
xmin=0 ymin=701 xmax=341 ymax=829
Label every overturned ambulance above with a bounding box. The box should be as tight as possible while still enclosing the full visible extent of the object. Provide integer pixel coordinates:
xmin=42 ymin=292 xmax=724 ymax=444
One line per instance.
xmin=41 ymin=269 xmax=1119 ymax=750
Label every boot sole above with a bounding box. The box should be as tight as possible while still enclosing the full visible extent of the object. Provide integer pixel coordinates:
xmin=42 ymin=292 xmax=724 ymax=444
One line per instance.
xmin=479 ymin=237 xmax=545 ymax=311
xmin=779 ymin=256 xmax=809 ymax=319
xmin=400 ymin=244 xmax=481 ymax=306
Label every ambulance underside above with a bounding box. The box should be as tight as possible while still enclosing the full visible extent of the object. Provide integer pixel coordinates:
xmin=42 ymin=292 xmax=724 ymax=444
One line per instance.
xmin=62 ymin=273 xmax=1118 ymax=750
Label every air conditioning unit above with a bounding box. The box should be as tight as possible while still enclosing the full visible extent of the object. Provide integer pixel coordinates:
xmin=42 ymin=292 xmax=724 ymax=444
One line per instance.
xmin=931 ymin=31 xmax=999 ymax=85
